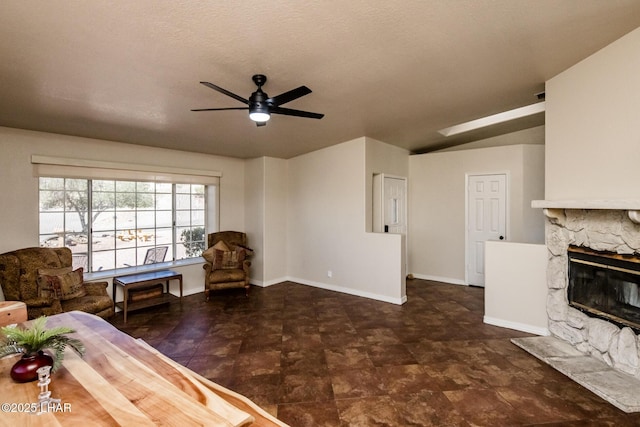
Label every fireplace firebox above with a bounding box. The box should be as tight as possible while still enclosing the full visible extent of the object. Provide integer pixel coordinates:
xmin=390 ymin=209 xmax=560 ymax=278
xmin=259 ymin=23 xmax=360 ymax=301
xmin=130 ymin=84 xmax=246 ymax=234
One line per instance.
xmin=568 ymin=245 xmax=640 ymax=332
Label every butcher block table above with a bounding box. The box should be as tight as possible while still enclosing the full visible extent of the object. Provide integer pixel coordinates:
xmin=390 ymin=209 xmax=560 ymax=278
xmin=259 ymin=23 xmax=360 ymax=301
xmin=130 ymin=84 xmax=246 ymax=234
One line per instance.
xmin=0 ymin=311 xmax=288 ymax=426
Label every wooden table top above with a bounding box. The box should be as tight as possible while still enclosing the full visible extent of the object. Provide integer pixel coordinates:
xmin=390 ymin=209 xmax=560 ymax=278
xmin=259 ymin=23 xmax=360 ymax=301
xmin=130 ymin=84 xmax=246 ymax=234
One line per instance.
xmin=0 ymin=311 xmax=288 ymax=426
xmin=113 ymin=269 xmax=182 ymax=285
xmin=0 ymin=301 xmax=27 ymax=327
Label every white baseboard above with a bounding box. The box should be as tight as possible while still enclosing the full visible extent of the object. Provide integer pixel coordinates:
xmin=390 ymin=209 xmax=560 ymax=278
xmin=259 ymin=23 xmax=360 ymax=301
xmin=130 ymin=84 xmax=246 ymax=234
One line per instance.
xmin=179 ymin=288 xmax=204 ymax=297
xmin=250 ymin=277 xmax=288 ymax=288
xmin=411 ymin=273 xmax=467 ymax=286
xmin=288 ymin=276 xmax=406 ymax=305
xmin=483 ymin=316 xmax=550 ymax=336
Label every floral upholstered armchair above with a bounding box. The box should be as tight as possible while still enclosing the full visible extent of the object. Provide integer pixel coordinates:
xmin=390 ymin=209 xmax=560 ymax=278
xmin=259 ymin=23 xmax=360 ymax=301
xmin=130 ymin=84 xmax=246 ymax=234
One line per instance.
xmin=202 ymin=231 xmax=253 ymax=301
xmin=0 ymin=247 xmax=114 ymax=319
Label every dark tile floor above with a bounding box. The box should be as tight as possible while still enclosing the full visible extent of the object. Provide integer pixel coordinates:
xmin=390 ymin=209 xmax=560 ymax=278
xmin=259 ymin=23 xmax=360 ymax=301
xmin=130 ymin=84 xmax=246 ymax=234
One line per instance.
xmin=109 ymin=279 xmax=640 ymax=426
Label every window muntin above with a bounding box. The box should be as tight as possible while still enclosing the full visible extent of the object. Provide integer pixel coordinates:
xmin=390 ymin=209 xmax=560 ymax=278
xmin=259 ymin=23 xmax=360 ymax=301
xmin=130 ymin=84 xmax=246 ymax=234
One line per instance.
xmin=175 ymin=184 xmax=206 ymax=260
xmin=39 ymin=178 xmax=207 ymax=272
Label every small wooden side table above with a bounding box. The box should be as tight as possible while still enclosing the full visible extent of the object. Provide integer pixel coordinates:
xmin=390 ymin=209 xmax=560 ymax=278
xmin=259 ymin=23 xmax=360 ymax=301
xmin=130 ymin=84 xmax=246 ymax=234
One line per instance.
xmin=112 ymin=270 xmax=183 ymax=323
xmin=0 ymin=301 xmax=27 ymax=327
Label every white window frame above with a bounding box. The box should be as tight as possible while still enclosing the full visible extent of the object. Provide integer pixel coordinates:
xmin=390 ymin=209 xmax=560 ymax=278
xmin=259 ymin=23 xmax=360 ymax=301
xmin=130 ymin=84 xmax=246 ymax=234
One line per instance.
xmin=33 ymin=155 xmax=220 ymax=273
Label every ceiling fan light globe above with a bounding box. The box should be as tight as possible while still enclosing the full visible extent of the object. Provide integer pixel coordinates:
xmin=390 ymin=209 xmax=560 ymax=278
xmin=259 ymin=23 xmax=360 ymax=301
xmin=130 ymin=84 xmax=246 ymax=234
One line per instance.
xmin=249 ymin=112 xmax=271 ymax=122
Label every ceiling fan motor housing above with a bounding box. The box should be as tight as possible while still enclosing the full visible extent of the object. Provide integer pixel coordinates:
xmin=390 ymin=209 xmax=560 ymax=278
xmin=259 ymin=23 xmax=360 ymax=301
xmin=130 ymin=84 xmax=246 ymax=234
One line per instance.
xmin=249 ymin=88 xmax=270 ymax=121
xmin=250 ymin=89 xmax=269 ymax=109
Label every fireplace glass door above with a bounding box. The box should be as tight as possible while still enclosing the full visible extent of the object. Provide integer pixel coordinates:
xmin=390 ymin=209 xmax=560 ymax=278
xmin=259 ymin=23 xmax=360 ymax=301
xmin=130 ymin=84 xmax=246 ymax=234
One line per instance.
xmin=568 ymin=246 xmax=640 ymax=332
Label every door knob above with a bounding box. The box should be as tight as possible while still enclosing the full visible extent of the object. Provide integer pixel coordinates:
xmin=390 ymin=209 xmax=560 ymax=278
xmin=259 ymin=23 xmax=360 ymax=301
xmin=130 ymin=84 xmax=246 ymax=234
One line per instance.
xmin=499 ymin=235 xmax=504 ymax=240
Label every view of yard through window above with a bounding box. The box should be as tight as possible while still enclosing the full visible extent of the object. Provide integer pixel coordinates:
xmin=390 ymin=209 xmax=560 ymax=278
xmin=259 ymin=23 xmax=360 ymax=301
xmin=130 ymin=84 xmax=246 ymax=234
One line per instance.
xmin=39 ymin=178 xmax=206 ymax=272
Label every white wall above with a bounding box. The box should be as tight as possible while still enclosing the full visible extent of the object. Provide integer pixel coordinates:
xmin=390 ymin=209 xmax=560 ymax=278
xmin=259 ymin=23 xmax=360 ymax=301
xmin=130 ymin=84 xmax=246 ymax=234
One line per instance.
xmin=244 ymin=157 xmax=265 ymax=284
xmin=263 ymin=157 xmax=288 ymax=286
xmin=484 ymin=241 xmax=549 ymax=335
xmin=521 ymin=144 xmax=546 ymax=242
xmin=365 ymin=138 xmax=410 ymax=232
xmin=243 ymin=157 xmax=288 ymax=287
xmin=0 ymin=126 xmax=246 ymax=297
xmin=408 ymin=144 xmax=545 ymax=284
xmin=546 ymin=27 xmax=640 ymax=200
xmin=287 ymin=138 xmax=405 ymax=304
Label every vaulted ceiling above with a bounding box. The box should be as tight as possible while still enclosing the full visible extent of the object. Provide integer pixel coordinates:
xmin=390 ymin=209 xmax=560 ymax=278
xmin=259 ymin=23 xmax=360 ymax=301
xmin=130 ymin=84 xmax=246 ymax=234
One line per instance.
xmin=1 ymin=1 xmax=639 ymax=159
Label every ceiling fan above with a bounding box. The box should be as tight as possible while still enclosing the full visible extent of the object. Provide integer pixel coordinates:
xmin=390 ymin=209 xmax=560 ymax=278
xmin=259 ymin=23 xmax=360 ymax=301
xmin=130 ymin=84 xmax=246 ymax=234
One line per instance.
xmin=191 ymin=74 xmax=324 ymax=126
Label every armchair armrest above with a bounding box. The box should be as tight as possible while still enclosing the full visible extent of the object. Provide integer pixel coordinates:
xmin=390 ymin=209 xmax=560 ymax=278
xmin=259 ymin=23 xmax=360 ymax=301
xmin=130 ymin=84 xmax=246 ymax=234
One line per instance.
xmin=83 ymin=281 xmax=110 ymax=297
xmin=236 ymin=245 xmax=254 ymax=258
xmin=242 ymin=260 xmax=251 ymax=273
xmin=203 ymin=263 xmax=213 ymax=274
xmin=22 ymin=296 xmax=56 ymax=308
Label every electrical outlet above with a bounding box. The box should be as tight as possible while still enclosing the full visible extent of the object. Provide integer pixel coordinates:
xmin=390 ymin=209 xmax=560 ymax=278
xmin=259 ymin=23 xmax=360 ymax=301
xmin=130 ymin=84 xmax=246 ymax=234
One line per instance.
xmin=327 ymin=270 xmax=333 ymax=278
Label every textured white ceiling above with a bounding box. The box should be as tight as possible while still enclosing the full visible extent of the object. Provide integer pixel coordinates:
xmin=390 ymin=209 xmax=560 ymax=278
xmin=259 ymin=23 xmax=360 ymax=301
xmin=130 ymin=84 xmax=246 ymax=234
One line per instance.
xmin=0 ymin=1 xmax=639 ymax=159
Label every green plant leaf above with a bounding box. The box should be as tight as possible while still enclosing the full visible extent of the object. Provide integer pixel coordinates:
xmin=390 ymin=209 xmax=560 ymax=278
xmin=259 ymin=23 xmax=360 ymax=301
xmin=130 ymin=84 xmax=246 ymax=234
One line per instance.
xmin=0 ymin=316 xmax=85 ymax=371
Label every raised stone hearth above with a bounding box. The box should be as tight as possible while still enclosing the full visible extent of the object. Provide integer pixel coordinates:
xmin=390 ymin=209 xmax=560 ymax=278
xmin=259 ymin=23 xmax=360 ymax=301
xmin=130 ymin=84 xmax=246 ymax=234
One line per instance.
xmin=533 ymin=207 xmax=640 ymax=411
xmin=512 ymin=335 xmax=640 ymax=413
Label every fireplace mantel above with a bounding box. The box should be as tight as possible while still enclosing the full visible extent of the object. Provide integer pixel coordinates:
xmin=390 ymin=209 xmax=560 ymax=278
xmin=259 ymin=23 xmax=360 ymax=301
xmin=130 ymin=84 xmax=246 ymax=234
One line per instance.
xmin=532 ymin=200 xmax=640 ymax=224
xmin=532 ymin=199 xmax=640 ymax=210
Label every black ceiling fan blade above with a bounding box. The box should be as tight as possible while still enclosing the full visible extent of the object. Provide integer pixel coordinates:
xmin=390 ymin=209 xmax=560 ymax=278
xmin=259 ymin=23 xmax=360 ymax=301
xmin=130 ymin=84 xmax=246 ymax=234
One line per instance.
xmin=267 ymin=86 xmax=312 ymax=107
xmin=190 ymin=107 xmax=249 ymax=112
xmin=271 ymin=106 xmax=324 ymax=119
xmin=199 ymin=81 xmax=249 ymax=105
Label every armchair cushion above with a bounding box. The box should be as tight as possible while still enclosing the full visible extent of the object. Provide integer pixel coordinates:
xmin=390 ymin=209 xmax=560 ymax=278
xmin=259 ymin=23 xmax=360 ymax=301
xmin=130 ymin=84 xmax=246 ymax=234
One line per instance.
xmin=61 ymin=294 xmax=114 ymax=317
xmin=36 ymin=279 xmax=58 ymax=301
xmin=214 ymin=248 xmax=246 ymax=270
xmin=207 ymin=268 xmax=246 ymax=283
xmin=202 ymin=240 xmax=229 ymax=263
xmin=203 ymin=240 xmax=247 ymax=269
xmin=36 ymin=266 xmax=70 ymax=300
xmin=37 ymin=267 xmax=86 ymax=301
xmin=231 ymin=244 xmax=254 ymax=258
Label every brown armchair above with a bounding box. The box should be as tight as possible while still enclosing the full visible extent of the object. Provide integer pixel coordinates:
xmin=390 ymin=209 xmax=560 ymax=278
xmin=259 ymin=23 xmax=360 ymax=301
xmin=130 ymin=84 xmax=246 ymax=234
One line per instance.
xmin=202 ymin=231 xmax=253 ymax=301
xmin=0 ymin=247 xmax=114 ymax=319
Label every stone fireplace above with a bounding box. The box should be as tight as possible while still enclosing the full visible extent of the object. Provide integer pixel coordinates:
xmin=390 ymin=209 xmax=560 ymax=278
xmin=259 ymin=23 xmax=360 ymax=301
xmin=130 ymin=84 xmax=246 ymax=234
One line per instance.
xmin=543 ymin=207 xmax=640 ymax=379
xmin=511 ymin=205 xmax=640 ymax=411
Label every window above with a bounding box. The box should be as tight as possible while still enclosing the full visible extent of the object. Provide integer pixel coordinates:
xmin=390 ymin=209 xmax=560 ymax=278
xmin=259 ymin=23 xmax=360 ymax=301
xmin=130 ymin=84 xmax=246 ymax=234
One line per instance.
xmin=39 ymin=177 xmax=207 ymax=272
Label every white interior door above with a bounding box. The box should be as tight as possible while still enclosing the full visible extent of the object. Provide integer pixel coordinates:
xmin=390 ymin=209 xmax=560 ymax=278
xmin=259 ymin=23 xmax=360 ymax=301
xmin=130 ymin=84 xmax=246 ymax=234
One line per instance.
xmin=467 ymin=174 xmax=506 ymax=287
xmin=383 ymin=176 xmax=407 ymax=234
xmin=373 ymin=174 xmax=408 ymax=275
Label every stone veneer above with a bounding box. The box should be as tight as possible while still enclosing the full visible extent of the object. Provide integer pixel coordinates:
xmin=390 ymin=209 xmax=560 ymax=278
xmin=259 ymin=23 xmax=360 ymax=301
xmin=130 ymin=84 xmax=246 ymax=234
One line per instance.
xmin=545 ymin=208 xmax=640 ymax=378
